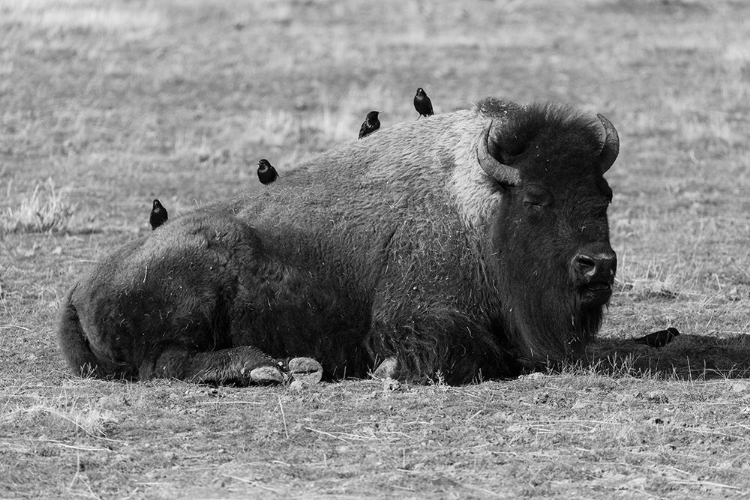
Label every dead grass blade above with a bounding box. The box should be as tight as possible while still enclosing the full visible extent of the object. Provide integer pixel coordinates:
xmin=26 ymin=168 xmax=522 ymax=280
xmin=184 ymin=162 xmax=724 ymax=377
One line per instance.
xmin=669 ymin=480 xmax=744 ymax=491
xmin=222 ymin=475 xmax=284 ymax=494
xmin=277 ymin=395 xmax=289 ymax=439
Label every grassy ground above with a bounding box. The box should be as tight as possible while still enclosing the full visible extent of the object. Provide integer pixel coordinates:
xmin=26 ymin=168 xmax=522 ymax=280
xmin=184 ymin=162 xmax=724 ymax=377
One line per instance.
xmin=1 ymin=0 xmax=750 ymax=497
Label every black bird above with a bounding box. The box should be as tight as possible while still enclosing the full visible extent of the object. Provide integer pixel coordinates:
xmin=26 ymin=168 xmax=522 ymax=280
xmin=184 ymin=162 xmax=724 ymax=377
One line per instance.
xmin=414 ymin=87 xmax=434 ymax=118
xmin=257 ymin=159 xmax=278 ymax=185
xmin=149 ymin=199 xmax=168 ymax=230
xmin=358 ymin=111 xmax=381 ymax=139
xmin=632 ymin=327 xmax=680 ymax=348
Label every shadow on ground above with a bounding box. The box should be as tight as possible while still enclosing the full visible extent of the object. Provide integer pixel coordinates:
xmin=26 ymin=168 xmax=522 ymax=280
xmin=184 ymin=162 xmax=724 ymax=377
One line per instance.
xmin=586 ymin=334 xmax=750 ymax=380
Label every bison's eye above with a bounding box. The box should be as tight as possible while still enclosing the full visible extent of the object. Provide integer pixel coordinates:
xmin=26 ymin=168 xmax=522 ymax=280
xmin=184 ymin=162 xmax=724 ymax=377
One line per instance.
xmin=523 ymin=186 xmax=552 ymax=209
xmin=598 ymin=178 xmax=613 ymax=203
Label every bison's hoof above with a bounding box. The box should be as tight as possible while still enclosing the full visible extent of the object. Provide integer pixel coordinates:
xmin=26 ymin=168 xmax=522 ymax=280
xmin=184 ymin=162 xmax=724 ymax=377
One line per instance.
xmin=372 ymin=357 xmax=397 ymax=379
xmin=287 ymin=357 xmax=323 ymax=385
xmin=249 ymin=366 xmax=285 ymax=385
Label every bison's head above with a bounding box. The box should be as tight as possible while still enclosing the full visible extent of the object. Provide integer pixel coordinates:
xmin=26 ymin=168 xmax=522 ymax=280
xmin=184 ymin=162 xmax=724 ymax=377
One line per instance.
xmin=476 ymin=99 xmax=618 ymax=366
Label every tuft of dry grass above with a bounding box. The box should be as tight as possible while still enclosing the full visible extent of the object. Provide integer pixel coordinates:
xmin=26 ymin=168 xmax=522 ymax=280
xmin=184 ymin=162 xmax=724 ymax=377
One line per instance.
xmin=8 ymin=403 xmax=114 ymax=439
xmin=1 ymin=179 xmax=76 ymax=235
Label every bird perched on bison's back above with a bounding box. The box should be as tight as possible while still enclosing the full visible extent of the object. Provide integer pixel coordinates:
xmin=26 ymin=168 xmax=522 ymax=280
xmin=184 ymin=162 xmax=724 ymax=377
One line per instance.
xmin=257 ymin=159 xmax=278 ymax=185
xmin=633 ymin=327 xmax=680 ymax=348
xmin=149 ymin=199 xmax=168 ymax=230
xmin=358 ymin=111 xmax=381 ymax=139
xmin=414 ymin=87 xmax=434 ymax=118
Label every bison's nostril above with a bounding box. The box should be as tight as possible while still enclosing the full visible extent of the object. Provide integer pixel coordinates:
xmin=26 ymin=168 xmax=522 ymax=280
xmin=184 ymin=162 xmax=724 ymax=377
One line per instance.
xmin=573 ymin=252 xmax=617 ymax=281
xmin=574 ymin=255 xmax=597 ymax=276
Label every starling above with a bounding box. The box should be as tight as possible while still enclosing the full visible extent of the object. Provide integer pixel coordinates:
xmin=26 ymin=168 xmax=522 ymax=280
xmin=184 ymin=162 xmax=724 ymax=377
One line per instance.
xmin=414 ymin=87 xmax=434 ymax=119
xmin=632 ymin=327 xmax=680 ymax=348
xmin=358 ymin=111 xmax=381 ymax=139
xmin=149 ymin=199 xmax=168 ymax=230
xmin=257 ymin=159 xmax=278 ymax=185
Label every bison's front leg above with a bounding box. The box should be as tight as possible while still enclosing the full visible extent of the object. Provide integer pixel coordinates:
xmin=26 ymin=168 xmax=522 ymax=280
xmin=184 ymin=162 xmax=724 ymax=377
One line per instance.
xmin=144 ymin=345 xmax=323 ymax=386
xmin=366 ymin=306 xmax=515 ymax=384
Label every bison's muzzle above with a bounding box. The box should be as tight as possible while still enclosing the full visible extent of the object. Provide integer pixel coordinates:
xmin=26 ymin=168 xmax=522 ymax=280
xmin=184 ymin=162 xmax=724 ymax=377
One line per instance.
xmin=572 ymin=246 xmax=617 ymax=306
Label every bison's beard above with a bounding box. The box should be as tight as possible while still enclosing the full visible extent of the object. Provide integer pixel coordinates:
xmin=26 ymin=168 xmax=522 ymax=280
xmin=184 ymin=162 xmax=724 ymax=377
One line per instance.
xmin=499 ymin=265 xmax=607 ymax=369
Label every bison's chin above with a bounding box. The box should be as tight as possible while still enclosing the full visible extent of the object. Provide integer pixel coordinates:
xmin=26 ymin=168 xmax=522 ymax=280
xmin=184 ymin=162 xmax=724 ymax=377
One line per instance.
xmin=578 ymin=282 xmax=613 ymax=307
xmin=506 ymin=282 xmax=607 ymax=370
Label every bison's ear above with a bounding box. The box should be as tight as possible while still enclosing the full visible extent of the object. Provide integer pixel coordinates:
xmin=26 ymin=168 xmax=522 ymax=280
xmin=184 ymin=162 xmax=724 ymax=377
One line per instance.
xmin=596 ymin=113 xmax=619 ymax=174
xmin=477 ymin=121 xmax=522 ymax=187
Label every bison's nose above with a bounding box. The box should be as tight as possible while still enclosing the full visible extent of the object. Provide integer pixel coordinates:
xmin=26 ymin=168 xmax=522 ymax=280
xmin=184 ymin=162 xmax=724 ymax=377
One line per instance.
xmin=572 ymin=252 xmax=617 ymax=283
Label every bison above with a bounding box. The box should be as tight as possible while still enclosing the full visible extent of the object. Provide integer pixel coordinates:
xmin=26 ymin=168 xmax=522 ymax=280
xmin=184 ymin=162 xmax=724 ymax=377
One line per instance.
xmin=58 ymin=97 xmax=619 ymax=385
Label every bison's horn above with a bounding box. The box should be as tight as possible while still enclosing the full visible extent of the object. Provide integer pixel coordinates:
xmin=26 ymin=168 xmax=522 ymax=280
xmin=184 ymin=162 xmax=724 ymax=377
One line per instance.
xmin=597 ymin=113 xmax=619 ymax=174
xmin=477 ymin=121 xmax=521 ymax=186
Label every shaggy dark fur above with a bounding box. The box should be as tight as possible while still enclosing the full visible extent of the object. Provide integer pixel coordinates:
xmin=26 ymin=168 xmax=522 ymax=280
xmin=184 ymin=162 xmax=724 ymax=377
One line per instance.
xmin=58 ymin=97 xmax=618 ymax=385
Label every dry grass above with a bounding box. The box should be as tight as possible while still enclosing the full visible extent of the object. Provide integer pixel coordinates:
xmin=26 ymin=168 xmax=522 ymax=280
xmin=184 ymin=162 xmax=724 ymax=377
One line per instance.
xmin=1 ymin=0 xmax=750 ymax=497
xmin=1 ymin=179 xmax=76 ymax=235
xmin=8 ymin=402 xmax=114 ymax=438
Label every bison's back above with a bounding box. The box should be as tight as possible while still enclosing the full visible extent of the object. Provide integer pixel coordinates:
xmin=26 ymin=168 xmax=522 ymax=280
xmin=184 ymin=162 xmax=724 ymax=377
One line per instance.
xmin=230 ymin=109 xmax=489 ymax=308
xmin=234 ymin=109 xmax=481 ymax=230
